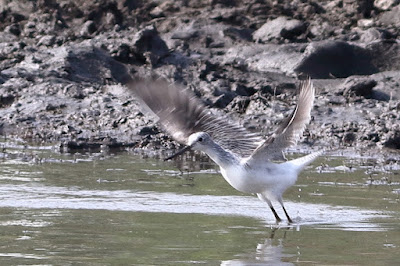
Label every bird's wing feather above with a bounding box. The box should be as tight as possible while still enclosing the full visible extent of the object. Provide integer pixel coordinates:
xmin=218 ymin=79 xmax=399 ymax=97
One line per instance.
xmin=130 ymin=78 xmax=262 ymax=157
xmin=247 ymin=79 xmax=315 ymax=163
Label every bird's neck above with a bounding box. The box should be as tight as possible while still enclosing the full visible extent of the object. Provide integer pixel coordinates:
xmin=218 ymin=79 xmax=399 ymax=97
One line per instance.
xmin=203 ymin=142 xmax=240 ymax=169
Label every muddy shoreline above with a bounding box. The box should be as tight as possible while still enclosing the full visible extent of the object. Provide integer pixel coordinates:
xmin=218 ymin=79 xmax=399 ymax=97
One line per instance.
xmin=0 ymin=0 xmax=399 ymax=161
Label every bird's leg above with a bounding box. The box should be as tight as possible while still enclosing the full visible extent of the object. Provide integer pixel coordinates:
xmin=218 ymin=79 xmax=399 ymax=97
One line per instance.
xmin=266 ymin=199 xmax=282 ymax=223
xmin=278 ymin=198 xmax=293 ymax=224
xmin=257 ymin=193 xmax=282 ymax=223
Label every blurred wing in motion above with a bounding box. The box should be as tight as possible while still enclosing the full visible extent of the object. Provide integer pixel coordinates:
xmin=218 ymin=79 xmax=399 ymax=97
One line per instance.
xmin=129 ymin=78 xmax=262 ymax=157
xmin=248 ymin=79 xmax=315 ymax=162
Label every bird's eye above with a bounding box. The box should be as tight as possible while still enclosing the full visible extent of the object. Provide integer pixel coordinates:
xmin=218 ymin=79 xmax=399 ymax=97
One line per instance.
xmin=198 ymin=137 xmax=203 ymax=142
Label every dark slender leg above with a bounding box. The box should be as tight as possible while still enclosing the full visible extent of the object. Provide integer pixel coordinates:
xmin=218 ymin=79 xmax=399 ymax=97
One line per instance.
xmin=265 ymin=198 xmax=282 ymax=223
xmin=269 ymin=205 xmax=282 ymax=223
xmin=257 ymin=193 xmax=282 ymax=223
xmin=279 ymin=199 xmax=293 ymax=224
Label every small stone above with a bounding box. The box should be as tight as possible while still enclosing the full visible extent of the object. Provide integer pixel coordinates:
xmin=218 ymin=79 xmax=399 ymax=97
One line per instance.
xmin=343 ymin=132 xmax=357 ymax=144
xmin=374 ymin=0 xmax=399 ymax=10
xmin=232 ymin=83 xmax=256 ymax=96
xmin=359 ymin=28 xmax=391 ymax=43
xmin=5 ymin=23 xmax=21 ymax=36
xmin=212 ymin=92 xmax=236 ymax=108
xmin=139 ymin=126 xmax=159 ymax=136
xmin=228 ymin=96 xmax=250 ymax=114
xmin=150 ymin=6 xmax=165 ymax=18
xmin=132 ymin=25 xmax=169 ymax=65
xmin=357 ymin=19 xmax=374 ymax=28
xmin=80 ymin=20 xmax=96 ymax=36
xmin=328 ymin=95 xmax=346 ymax=105
xmin=171 ymin=31 xmax=198 ymax=40
xmin=341 ymin=77 xmax=377 ymax=97
xmin=223 ymin=27 xmax=252 ymax=41
xmin=384 ymin=130 xmax=400 ymax=149
xmin=37 ymin=35 xmax=56 ymax=46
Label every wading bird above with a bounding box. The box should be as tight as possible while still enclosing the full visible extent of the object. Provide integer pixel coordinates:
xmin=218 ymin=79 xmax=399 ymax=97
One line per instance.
xmin=130 ymin=78 xmax=321 ymax=223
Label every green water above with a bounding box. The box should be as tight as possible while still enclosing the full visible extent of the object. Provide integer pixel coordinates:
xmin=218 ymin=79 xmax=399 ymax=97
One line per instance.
xmin=0 ymin=142 xmax=399 ymax=265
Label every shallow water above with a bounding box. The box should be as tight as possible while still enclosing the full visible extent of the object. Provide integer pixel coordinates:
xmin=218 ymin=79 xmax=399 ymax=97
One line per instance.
xmin=0 ymin=142 xmax=399 ymax=265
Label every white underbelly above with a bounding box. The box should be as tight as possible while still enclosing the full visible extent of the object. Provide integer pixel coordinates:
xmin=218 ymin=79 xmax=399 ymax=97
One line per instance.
xmin=219 ymin=164 xmax=297 ymax=194
xmin=220 ymin=166 xmax=266 ymax=193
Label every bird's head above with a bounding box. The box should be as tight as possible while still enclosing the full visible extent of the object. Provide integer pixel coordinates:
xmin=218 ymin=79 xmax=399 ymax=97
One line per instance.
xmin=164 ymin=132 xmax=211 ymax=161
xmin=187 ymin=132 xmax=211 ymax=151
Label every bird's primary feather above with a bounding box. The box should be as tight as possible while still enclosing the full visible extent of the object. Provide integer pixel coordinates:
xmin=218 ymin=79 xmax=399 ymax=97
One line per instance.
xmin=247 ymin=79 xmax=315 ymax=163
xmin=130 ymin=78 xmax=262 ymax=157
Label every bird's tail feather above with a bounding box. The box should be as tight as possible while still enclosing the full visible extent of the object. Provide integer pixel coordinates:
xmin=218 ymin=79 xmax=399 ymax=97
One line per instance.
xmin=288 ymin=151 xmax=323 ymax=172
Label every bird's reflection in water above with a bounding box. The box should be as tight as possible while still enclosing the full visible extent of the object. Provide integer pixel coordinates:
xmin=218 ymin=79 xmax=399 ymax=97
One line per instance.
xmin=221 ymin=226 xmax=296 ymax=266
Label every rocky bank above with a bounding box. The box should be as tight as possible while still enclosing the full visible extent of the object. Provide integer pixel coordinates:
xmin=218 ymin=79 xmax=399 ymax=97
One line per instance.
xmin=0 ymin=0 xmax=399 ymax=161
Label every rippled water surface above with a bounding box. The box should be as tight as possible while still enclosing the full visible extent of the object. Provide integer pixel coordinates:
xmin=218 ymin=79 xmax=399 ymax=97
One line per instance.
xmin=0 ymin=141 xmax=399 ymax=265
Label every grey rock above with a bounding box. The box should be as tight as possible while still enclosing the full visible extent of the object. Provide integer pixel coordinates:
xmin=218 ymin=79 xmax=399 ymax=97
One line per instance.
xmin=378 ymin=5 xmax=400 ymax=26
xmin=343 ymin=132 xmax=357 ymax=145
xmin=150 ymin=6 xmax=165 ymax=18
xmin=0 ymin=94 xmax=15 ymax=107
xmin=366 ymin=40 xmax=400 ymax=72
xmin=231 ymin=83 xmax=256 ymax=96
xmin=374 ymin=0 xmax=399 ymax=10
xmin=223 ymin=27 xmax=253 ymax=42
xmin=309 ymin=21 xmax=335 ymax=40
xmin=65 ymin=45 xmax=131 ymax=84
xmin=80 ymin=20 xmax=97 ymax=36
xmin=357 ymin=0 xmax=375 ymax=17
xmin=0 ymin=0 xmax=35 ymax=18
xmin=359 ymin=28 xmax=392 ymax=43
xmin=224 ymin=43 xmax=306 ymax=75
xmin=171 ymin=31 xmax=198 ymax=40
xmin=227 ymin=96 xmax=251 ymax=114
xmin=4 ymin=23 xmax=21 ymax=36
xmin=384 ymin=130 xmax=400 ymax=149
xmin=295 ymin=41 xmax=377 ymax=78
xmin=139 ymin=126 xmax=159 ymax=136
xmin=253 ymin=16 xmax=306 ymax=42
xmin=340 ymin=77 xmax=377 ymax=97
xmin=357 ymin=19 xmax=374 ymax=28
xmin=132 ymin=25 xmax=170 ymax=66
xmin=63 ymin=84 xmax=87 ymax=99
xmin=370 ymin=71 xmax=400 ymax=100
xmin=212 ymin=92 xmax=236 ymax=108
xmin=109 ymin=43 xmax=137 ymax=64
xmin=0 ymin=32 xmax=18 ymax=43
xmin=37 ymin=35 xmax=56 ymax=46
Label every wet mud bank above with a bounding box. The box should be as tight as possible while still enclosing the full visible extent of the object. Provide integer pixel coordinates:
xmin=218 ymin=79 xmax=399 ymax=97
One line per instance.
xmin=0 ymin=0 xmax=399 ymax=161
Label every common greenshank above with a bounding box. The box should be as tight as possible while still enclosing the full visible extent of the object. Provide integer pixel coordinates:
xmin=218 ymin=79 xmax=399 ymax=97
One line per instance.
xmin=130 ymin=78 xmax=321 ymax=223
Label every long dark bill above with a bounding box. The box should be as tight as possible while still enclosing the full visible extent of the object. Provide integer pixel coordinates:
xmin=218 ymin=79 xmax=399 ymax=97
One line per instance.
xmin=164 ymin=145 xmax=192 ymax=161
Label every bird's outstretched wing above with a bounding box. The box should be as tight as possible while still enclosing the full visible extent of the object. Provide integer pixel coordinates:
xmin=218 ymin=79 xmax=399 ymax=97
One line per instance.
xmin=129 ymin=77 xmax=262 ymax=157
xmin=247 ymin=79 xmax=315 ymax=163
